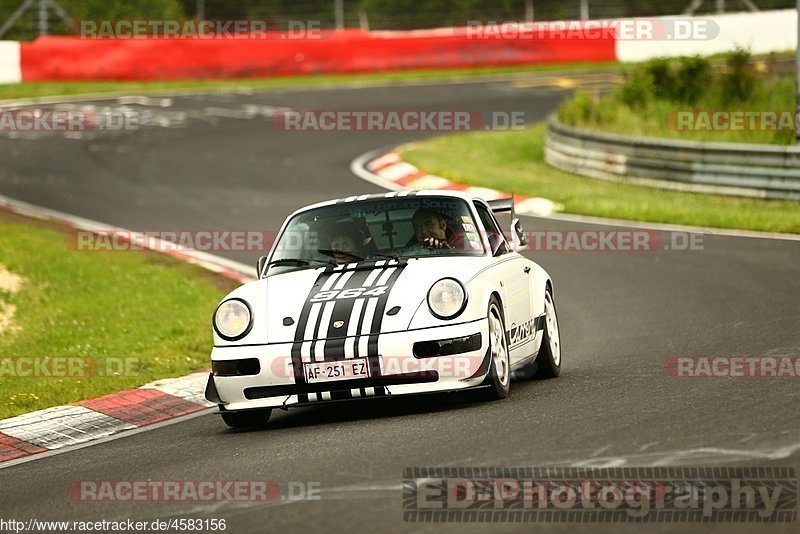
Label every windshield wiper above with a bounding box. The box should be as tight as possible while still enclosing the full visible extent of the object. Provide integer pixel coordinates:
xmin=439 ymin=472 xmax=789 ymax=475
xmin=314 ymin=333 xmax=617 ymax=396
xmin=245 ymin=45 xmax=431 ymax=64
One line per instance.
xmin=316 ymin=249 xmax=401 ymax=263
xmin=317 ymin=249 xmax=366 ymax=262
xmin=267 ymin=258 xmax=335 ymax=269
xmin=369 ymin=252 xmax=401 ymax=261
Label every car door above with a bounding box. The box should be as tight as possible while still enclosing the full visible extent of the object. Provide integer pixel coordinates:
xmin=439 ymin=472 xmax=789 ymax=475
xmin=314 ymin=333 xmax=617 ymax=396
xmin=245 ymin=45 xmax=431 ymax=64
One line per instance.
xmin=473 ymin=201 xmax=534 ymax=364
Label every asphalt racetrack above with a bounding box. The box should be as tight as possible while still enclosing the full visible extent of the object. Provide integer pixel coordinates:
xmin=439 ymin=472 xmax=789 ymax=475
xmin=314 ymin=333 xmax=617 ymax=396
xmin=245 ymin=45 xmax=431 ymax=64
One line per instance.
xmin=1 ymin=76 xmax=799 ymax=533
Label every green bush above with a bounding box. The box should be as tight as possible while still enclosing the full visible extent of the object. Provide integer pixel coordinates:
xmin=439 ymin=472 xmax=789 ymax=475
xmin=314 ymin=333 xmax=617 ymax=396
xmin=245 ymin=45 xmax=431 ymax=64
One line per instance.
xmin=557 ymin=91 xmax=594 ymax=126
xmin=675 ymin=56 xmax=712 ymax=104
xmin=358 ymin=0 xmax=523 ymax=30
xmin=619 ymin=68 xmax=651 ymax=109
xmin=639 ymin=56 xmax=711 ymax=104
xmin=0 ymin=0 xmax=185 ymax=40
xmin=61 ymin=0 xmax=185 ymax=21
xmin=644 ymin=58 xmax=677 ymax=101
xmin=593 ymin=96 xmax=622 ymax=126
xmin=720 ymin=47 xmax=757 ymax=103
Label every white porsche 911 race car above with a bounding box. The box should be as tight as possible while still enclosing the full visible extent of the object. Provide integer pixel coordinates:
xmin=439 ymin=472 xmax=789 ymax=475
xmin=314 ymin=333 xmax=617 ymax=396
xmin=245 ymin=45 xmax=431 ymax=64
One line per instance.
xmin=205 ymin=190 xmax=561 ymax=428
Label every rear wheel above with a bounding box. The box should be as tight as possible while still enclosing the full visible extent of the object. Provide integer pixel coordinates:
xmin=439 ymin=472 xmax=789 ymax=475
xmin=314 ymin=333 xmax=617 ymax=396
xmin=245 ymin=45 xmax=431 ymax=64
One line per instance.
xmin=221 ymin=408 xmax=272 ymax=429
xmin=480 ymin=296 xmax=511 ymax=400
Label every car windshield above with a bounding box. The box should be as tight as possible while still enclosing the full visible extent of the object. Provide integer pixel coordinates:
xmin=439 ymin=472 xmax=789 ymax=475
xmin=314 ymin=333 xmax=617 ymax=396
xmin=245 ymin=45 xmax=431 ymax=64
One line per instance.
xmin=267 ymin=196 xmax=485 ymax=275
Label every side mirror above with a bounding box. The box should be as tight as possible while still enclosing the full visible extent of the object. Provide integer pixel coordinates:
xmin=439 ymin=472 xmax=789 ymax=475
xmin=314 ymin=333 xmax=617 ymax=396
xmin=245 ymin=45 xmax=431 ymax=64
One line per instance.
xmin=257 ymin=255 xmax=269 ymax=278
xmin=488 ymin=233 xmax=506 ymax=257
xmin=511 ymin=218 xmax=528 ymax=251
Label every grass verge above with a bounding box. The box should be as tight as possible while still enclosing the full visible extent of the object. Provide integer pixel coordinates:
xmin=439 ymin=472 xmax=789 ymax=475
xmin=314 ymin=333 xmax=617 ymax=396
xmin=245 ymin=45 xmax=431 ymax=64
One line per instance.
xmin=0 ymin=61 xmax=622 ymax=101
xmin=0 ymin=209 xmax=237 ymax=419
xmin=400 ymin=123 xmax=800 ymax=234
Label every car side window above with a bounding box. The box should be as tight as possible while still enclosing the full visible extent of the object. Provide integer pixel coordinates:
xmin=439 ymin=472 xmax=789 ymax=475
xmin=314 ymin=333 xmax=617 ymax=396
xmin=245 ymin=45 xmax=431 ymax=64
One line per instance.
xmin=474 ymin=203 xmax=507 ymax=254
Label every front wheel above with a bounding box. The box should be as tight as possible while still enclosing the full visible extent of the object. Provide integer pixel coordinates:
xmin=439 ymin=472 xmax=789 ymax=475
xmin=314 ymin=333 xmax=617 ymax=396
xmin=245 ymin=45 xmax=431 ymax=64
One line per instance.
xmin=480 ymin=296 xmax=511 ymax=400
xmin=534 ymin=289 xmax=561 ymax=378
xmin=220 ymin=408 xmax=272 ymax=429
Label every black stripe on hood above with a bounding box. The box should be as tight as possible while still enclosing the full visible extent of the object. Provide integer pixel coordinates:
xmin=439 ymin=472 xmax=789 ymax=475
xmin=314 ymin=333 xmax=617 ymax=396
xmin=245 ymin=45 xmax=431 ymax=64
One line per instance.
xmin=288 ymin=259 xmax=408 ymax=402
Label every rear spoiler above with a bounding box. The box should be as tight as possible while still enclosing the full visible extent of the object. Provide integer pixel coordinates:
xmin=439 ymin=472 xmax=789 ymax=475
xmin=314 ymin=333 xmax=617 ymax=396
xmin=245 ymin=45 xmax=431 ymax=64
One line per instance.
xmin=488 ymin=196 xmax=515 ymax=218
xmin=487 ymin=195 xmax=528 ymax=251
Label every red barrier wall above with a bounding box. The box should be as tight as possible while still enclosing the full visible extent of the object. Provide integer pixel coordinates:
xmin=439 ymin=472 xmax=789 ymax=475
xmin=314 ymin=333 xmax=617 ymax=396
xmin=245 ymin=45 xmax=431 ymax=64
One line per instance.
xmin=20 ymin=28 xmax=616 ymax=81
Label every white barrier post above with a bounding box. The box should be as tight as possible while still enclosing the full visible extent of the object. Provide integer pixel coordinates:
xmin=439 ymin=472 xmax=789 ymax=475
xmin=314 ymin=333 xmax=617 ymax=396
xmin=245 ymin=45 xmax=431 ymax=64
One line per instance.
xmin=796 ymin=0 xmax=800 ymax=143
xmin=0 ymin=41 xmax=22 ymax=84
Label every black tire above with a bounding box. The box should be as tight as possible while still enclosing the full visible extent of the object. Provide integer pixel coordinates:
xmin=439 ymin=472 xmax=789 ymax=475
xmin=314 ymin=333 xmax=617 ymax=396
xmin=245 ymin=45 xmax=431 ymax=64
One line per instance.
xmin=220 ymin=408 xmax=272 ymax=429
xmin=534 ymin=289 xmax=561 ymax=379
xmin=480 ymin=296 xmax=511 ymax=400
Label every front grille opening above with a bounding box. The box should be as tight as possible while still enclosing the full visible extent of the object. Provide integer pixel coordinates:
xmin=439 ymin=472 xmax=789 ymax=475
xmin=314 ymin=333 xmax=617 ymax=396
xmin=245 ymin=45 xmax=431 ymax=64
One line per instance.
xmin=212 ymin=358 xmax=261 ymax=377
xmin=413 ymin=333 xmax=482 ymax=358
xmin=243 ymin=371 xmax=439 ymax=400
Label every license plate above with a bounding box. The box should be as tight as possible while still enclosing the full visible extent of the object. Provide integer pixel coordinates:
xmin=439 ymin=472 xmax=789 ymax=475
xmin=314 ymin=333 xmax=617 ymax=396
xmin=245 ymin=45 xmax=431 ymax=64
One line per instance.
xmin=304 ymin=358 xmax=370 ymax=383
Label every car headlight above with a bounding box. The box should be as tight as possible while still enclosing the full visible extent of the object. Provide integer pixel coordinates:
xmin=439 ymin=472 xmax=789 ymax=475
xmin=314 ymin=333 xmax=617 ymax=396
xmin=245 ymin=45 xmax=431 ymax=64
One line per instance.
xmin=213 ymin=298 xmax=253 ymax=341
xmin=427 ymin=278 xmax=467 ymax=320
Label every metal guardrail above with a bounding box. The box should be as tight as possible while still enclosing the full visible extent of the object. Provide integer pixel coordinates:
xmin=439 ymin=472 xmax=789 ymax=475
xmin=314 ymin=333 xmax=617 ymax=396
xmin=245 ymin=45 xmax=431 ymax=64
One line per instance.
xmin=545 ymin=120 xmax=800 ymax=200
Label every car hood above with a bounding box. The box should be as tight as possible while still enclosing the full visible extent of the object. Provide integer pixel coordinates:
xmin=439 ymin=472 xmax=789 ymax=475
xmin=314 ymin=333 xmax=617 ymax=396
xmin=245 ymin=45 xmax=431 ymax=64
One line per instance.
xmin=225 ymin=256 xmax=492 ymax=345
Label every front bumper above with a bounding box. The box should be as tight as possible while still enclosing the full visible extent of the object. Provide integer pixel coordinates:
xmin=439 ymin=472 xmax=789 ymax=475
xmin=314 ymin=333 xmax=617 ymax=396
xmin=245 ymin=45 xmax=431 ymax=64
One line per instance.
xmin=208 ymin=318 xmax=490 ymax=412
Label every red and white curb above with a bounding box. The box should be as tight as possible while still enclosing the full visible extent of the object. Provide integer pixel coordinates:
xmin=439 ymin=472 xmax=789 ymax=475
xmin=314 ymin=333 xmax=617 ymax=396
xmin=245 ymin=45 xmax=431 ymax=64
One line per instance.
xmin=353 ymin=148 xmax=563 ymax=217
xmin=0 ymin=373 xmax=213 ymax=461
xmin=0 ymin=194 xmax=255 ymax=464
